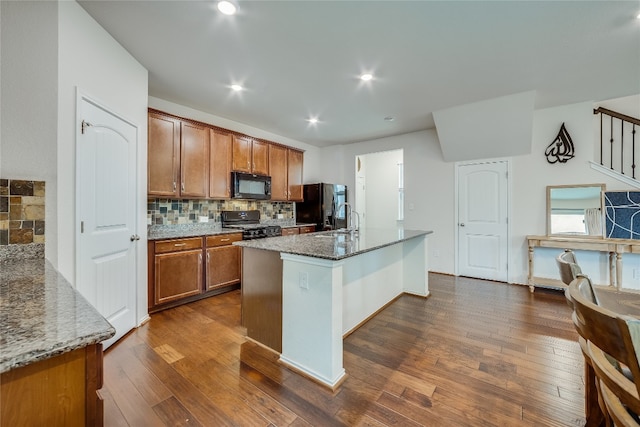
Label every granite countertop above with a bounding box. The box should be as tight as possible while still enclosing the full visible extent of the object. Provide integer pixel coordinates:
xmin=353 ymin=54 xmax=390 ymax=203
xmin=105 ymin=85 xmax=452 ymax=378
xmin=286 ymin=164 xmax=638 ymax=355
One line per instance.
xmin=147 ymin=223 xmax=241 ymax=240
xmin=0 ymin=258 xmax=115 ymax=373
xmin=234 ymin=228 xmax=433 ymax=260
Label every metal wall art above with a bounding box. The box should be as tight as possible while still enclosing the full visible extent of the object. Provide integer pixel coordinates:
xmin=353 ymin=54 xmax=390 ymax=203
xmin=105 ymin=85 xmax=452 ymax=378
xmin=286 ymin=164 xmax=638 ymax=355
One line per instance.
xmin=545 ymin=122 xmax=575 ymax=164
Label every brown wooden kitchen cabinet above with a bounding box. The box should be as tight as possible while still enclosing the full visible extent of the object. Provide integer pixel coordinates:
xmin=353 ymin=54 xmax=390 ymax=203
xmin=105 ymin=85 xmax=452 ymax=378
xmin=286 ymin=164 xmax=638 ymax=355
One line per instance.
xmin=152 ymin=237 xmax=203 ymax=306
xmin=298 ymin=225 xmax=316 ymax=234
xmin=281 ymin=227 xmax=299 ymax=236
xmin=206 ymin=233 xmax=242 ymax=291
xmin=149 ymin=233 xmax=243 ymax=312
xmin=1 ymin=344 xmax=105 ymax=427
xmin=232 ymin=135 xmax=269 ymax=175
xmin=148 ymin=112 xmax=180 ymax=196
xmin=287 ymin=148 xmax=304 ymax=201
xmin=269 ymin=145 xmax=304 ymax=202
xmin=148 ymin=111 xmax=209 ymax=198
xmin=209 ymin=129 xmax=233 ymax=199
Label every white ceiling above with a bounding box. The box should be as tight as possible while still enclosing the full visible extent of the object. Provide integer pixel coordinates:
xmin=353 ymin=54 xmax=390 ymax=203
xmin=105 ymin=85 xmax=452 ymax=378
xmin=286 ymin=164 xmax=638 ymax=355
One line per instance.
xmin=78 ymin=1 xmax=640 ymax=147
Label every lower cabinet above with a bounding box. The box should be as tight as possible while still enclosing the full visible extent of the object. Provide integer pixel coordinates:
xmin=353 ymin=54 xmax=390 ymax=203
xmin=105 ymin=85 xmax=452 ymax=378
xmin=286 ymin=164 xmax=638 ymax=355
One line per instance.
xmin=149 ymin=233 xmax=243 ymax=312
xmin=206 ymin=234 xmax=242 ymax=291
xmin=1 ymin=344 xmax=104 ymax=427
xmin=281 ymin=227 xmax=299 ymax=236
xmin=299 ymin=225 xmax=316 ymax=234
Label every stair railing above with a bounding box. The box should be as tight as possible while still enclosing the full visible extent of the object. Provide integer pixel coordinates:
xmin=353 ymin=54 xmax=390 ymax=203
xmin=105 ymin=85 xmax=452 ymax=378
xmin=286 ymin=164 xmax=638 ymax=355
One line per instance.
xmin=594 ymin=107 xmax=640 ymax=179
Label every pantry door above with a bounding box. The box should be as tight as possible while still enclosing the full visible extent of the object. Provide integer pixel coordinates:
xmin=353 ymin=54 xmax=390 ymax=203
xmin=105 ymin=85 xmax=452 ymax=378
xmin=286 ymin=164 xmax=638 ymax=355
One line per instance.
xmin=76 ymin=93 xmax=138 ymax=348
xmin=457 ymin=161 xmax=509 ymax=282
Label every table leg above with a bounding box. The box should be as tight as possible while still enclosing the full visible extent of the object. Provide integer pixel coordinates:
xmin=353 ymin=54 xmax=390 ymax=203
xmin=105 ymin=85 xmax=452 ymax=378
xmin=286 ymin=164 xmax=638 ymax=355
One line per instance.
xmin=528 ymin=245 xmax=535 ymax=293
xmin=609 ymin=252 xmax=615 ymax=288
xmin=616 ymin=250 xmax=623 ymax=291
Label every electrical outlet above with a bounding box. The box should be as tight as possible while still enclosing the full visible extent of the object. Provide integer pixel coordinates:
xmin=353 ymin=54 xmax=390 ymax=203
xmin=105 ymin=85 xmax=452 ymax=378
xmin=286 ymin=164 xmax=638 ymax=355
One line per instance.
xmin=299 ymin=272 xmax=309 ymax=289
xmin=433 ymin=250 xmax=440 ymax=258
xmin=634 ymin=269 xmax=640 ymax=280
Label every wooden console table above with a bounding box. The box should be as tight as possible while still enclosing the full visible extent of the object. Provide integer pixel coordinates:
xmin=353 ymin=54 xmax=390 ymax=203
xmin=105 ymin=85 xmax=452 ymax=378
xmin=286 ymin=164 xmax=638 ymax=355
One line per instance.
xmin=526 ymin=235 xmax=640 ymax=292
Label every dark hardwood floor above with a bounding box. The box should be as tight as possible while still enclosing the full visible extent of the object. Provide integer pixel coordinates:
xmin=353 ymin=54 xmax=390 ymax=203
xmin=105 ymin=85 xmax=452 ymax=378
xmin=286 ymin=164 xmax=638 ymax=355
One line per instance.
xmin=102 ymin=273 xmax=585 ymax=426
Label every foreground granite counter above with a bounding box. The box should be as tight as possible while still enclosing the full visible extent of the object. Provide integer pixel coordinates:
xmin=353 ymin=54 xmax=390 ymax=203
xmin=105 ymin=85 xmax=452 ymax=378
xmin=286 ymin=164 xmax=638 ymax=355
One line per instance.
xmin=235 ymin=228 xmax=433 ymax=260
xmin=0 ymin=258 xmax=115 ymax=373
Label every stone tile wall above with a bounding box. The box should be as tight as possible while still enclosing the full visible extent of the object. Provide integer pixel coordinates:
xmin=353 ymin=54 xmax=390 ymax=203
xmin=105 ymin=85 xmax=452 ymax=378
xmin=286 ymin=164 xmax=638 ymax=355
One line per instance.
xmin=147 ymin=198 xmax=295 ymax=225
xmin=0 ymin=179 xmax=45 ymax=245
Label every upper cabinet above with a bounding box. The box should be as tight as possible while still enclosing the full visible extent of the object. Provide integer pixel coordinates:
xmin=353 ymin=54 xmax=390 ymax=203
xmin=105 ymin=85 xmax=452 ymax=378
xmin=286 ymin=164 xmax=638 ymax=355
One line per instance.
xmin=269 ymin=145 xmax=304 ymax=202
xmin=209 ymin=130 xmax=232 ymax=199
xmin=148 ymin=109 xmax=303 ymax=200
xmin=232 ymin=136 xmax=269 ymax=175
xmin=287 ymin=149 xmax=304 ymax=202
xmin=180 ymin=122 xmax=209 ymax=198
xmin=148 ymin=112 xmax=209 ymax=198
xmin=148 ymin=113 xmax=180 ymax=196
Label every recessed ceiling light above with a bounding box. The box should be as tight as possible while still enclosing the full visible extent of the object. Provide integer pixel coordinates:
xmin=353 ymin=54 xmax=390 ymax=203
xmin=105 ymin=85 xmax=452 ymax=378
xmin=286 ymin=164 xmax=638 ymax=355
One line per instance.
xmin=384 ymin=116 xmax=395 ymax=122
xmin=360 ymin=73 xmax=373 ymax=81
xmin=231 ymin=84 xmax=243 ymax=91
xmin=307 ymin=118 xmax=318 ymax=124
xmin=218 ymin=1 xmax=237 ymax=15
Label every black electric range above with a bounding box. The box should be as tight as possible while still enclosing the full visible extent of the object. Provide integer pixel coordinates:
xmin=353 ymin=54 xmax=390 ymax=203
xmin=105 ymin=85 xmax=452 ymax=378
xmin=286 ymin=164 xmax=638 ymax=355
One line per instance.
xmin=221 ymin=210 xmax=282 ymax=240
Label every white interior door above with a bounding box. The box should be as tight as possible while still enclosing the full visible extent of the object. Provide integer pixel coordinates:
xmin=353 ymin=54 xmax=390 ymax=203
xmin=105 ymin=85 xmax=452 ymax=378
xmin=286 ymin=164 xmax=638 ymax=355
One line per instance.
xmin=77 ymin=94 xmax=138 ymax=348
xmin=457 ymin=161 xmax=508 ymax=282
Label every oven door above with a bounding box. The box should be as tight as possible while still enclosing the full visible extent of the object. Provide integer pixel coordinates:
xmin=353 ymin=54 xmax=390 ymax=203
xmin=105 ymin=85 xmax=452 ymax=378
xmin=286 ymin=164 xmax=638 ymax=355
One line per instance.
xmin=232 ymin=172 xmax=271 ymax=200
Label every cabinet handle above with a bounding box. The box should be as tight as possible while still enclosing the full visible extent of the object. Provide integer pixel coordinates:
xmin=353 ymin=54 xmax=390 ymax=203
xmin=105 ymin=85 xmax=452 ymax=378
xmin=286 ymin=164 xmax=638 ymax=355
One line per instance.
xmin=207 ymin=252 xmax=210 ymax=263
xmin=174 ymin=243 xmax=187 ymax=247
xmin=173 ymin=182 xmax=177 ymax=192
xmin=220 ymin=238 xmax=230 ymax=242
xmin=181 ymin=182 xmax=185 ymax=192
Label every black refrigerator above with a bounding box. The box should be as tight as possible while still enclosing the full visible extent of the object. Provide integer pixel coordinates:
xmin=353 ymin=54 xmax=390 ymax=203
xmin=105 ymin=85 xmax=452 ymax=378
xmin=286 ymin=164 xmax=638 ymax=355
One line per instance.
xmin=296 ymin=183 xmax=348 ymax=231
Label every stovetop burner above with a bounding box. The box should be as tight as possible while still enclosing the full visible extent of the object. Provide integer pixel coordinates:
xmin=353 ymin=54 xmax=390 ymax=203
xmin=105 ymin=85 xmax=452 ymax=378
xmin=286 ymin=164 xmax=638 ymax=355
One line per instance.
xmin=221 ymin=210 xmax=282 ymax=240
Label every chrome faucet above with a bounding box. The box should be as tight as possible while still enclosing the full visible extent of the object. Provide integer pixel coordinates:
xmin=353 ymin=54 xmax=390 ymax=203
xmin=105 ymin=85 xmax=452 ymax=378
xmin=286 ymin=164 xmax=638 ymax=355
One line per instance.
xmin=337 ymin=202 xmax=360 ymax=234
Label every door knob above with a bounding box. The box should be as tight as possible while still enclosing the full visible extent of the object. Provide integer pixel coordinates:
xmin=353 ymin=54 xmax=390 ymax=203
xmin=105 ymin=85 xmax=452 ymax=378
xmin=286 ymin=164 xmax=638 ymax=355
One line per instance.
xmin=130 ymin=234 xmax=140 ymax=241
xmin=459 ymin=223 xmax=465 ymax=227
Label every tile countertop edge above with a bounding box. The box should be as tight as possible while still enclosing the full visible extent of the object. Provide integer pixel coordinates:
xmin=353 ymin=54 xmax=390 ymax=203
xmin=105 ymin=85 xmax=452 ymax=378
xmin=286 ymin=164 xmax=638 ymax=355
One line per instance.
xmin=0 ymin=259 xmax=116 ymax=374
xmin=234 ymin=229 xmax=433 ymax=261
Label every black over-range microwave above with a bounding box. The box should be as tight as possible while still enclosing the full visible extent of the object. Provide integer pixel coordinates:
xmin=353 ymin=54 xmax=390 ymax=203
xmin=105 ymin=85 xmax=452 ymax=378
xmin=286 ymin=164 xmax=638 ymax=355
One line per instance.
xmin=231 ymin=171 xmax=272 ymax=200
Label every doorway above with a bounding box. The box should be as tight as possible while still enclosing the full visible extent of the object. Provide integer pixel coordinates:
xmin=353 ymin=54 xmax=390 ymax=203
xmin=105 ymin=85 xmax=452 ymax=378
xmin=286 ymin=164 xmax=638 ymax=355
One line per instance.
xmin=76 ymin=93 xmax=138 ymax=348
xmin=456 ymin=160 xmax=509 ymax=282
xmin=355 ymin=149 xmax=403 ymax=230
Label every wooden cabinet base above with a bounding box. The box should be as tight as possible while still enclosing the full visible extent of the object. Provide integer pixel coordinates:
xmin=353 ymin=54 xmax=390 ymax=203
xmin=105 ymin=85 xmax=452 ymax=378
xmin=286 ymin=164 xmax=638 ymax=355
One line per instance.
xmin=1 ymin=344 xmax=104 ymax=427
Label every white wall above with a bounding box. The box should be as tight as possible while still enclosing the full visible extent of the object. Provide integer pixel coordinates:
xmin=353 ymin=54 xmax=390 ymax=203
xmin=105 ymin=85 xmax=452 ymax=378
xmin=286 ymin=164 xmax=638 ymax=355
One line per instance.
xmin=58 ymin=1 xmax=149 ymax=322
xmin=148 ymin=97 xmax=322 ymax=184
xmin=319 ymin=130 xmax=455 ymax=275
xmin=1 ymin=1 xmax=58 ymax=263
xmin=320 ymin=95 xmax=640 ymax=285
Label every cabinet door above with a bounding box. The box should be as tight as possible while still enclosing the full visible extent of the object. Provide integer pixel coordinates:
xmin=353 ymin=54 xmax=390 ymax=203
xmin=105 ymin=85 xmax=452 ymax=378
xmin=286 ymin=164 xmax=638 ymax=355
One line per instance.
xmin=154 ymin=249 xmax=203 ymax=305
xmin=287 ymin=149 xmax=304 ymax=201
xmin=232 ymin=135 xmax=252 ymax=173
xmin=206 ymin=245 xmax=241 ymax=290
xmin=210 ymin=130 xmax=232 ymax=199
xmin=180 ymin=122 xmax=209 ymax=198
xmin=252 ymin=140 xmax=269 ymax=175
xmin=148 ymin=113 xmax=180 ymax=196
xmin=269 ymin=144 xmax=288 ymax=201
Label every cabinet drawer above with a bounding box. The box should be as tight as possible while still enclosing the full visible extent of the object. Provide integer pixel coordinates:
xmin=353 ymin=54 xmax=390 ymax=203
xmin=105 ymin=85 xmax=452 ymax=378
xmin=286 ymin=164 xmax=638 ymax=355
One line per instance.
xmin=281 ymin=228 xmax=299 ymax=236
xmin=299 ymin=226 xmax=316 ymax=234
xmin=155 ymin=237 xmax=203 ymax=254
xmin=207 ymin=233 xmax=243 ymax=247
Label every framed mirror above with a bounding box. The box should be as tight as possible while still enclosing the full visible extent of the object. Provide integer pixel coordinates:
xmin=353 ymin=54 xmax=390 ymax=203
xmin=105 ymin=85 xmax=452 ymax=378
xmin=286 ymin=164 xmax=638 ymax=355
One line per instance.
xmin=547 ymin=184 xmax=605 ymax=237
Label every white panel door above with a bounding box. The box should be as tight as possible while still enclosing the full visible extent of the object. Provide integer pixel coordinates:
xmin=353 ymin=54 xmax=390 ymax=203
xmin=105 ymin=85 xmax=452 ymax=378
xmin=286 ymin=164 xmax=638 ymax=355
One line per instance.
xmin=458 ymin=161 xmax=508 ymax=282
xmin=77 ymin=95 xmax=138 ymax=348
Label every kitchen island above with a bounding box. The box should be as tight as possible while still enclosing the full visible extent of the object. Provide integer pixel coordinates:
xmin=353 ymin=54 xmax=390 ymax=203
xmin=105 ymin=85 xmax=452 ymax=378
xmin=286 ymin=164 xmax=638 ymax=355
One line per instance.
xmin=236 ymin=227 xmax=432 ymax=389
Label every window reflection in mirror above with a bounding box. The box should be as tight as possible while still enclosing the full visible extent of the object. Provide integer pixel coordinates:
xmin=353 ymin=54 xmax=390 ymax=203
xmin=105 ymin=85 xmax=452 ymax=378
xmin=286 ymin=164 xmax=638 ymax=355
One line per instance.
xmin=547 ymin=184 xmax=605 ymax=237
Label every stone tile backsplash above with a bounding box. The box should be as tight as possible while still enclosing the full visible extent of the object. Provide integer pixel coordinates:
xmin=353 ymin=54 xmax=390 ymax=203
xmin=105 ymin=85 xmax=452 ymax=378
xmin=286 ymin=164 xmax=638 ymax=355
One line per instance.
xmin=0 ymin=179 xmax=45 ymax=246
xmin=148 ymin=198 xmax=295 ymax=225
